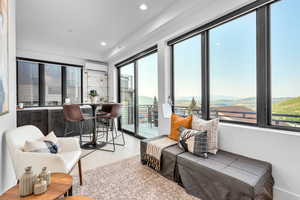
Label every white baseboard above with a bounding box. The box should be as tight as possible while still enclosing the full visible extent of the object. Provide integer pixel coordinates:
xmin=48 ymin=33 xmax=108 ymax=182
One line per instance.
xmin=274 ymin=187 xmax=300 ymax=200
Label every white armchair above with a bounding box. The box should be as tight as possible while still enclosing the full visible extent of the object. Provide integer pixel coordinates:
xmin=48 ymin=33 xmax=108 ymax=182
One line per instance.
xmin=6 ymin=125 xmax=83 ymax=185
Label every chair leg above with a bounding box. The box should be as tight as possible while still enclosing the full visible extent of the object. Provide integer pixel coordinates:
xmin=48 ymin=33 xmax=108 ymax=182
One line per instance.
xmin=79 ymin=121 xmax=83 ymax=147
xmin=113 ymin=119 xmax=125 ymax=146
xmin=111 ymin=119 xmax=116 ymax=152
xmin=78 ymin=159 xmax=83 ymax=186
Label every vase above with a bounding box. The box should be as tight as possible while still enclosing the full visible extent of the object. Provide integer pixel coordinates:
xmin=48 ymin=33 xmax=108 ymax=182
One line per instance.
xmin=33 ymin=178 xmax=47 ymax=195
xmin=90 ymin=96 xmax=98 ymax=104
xmin=39 ymin=167 xmax=51 ymax=185
xmin=19 ymin=166 xmax=35 ymax=197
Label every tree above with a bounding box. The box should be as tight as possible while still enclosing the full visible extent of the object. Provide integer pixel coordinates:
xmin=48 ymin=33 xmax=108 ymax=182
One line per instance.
xmin=187 ymin=97 xmax=198 ymax=115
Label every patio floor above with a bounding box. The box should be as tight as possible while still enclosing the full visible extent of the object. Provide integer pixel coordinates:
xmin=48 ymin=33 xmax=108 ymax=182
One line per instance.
xmin=122 ymin=123 xmax=159 ymax=138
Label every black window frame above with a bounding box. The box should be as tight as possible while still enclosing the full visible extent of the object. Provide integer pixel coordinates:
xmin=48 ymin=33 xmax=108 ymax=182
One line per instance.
xmin=17 ymin=57 xmax=83 ymax=107
xmin=116 ymin=45 xmax=158 ymax=139
xmin=169 ymin=0 xmax=300 ymax=132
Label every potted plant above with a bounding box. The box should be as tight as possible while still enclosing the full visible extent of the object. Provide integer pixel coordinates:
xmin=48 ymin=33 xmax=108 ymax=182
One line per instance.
xmin=89 ymin=90 xmax=98 ymax=104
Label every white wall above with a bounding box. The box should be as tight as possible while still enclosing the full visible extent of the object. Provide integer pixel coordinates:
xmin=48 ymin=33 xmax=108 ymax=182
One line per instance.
xmin=108 ymin=0 xmax=300 ymax=199
xmin=0 ymin=0 xmax=17 ymax=194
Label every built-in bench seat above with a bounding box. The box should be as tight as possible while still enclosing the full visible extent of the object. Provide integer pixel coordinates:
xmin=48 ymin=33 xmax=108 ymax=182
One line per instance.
xmin=141 ymin=136 xmax=274 ymax=200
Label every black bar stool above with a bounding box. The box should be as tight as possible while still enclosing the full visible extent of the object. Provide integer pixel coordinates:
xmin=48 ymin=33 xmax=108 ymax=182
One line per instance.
xmin=96 ymin=103 xmax=125 ymax=152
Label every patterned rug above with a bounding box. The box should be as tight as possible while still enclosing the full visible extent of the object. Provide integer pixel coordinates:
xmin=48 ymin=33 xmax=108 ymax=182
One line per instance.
xmin=73 ymin=156 xmax=200 ymax=200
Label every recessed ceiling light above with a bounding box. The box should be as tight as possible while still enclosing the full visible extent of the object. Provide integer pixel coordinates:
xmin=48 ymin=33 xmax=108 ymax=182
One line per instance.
xmin=139 ymin=4 xmax=148 ymax=11
xmin=100 ymin=42 xmax=107 ymax=46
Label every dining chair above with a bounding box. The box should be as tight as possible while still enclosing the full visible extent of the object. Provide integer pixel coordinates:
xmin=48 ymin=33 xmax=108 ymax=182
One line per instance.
xmin=96 ymin=103 xmax=125 ymax=152
xmin=63 ymin=104 xmax=95 ymax=147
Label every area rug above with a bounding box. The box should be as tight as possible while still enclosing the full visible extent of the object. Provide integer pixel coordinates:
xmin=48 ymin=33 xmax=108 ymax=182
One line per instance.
xmin=73 ymin=155 xmax=200 ymax=200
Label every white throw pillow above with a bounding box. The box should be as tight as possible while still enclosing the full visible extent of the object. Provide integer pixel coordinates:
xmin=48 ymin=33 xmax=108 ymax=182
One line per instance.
xmin=192 ymin=115 xmax=219 ymax=154
xmin=24 ymin=131 xmax=60 ymax=153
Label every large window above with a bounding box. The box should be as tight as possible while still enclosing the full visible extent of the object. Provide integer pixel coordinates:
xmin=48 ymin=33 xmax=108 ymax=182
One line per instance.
xmin=66 ymin=67 xmax=82 ymax=104
xmin=173 ymin=35 xmax=202 ymax=116
xmin=209 ymin=13 xmax=256 ymax=123
xmin=271 ymin=0 xmax=300 ymax=128
xmin=44 ymin=64 xmax=62 ymax=106
xmin=117 ymin=47 xmax=159 ymax=138
xmin=17 ymin=59 xmax=83 ymax=107
xmin=17 ymin=61 xmax=39 ymax=106
xmin=169 ymin=0 xmax=300 ymax=132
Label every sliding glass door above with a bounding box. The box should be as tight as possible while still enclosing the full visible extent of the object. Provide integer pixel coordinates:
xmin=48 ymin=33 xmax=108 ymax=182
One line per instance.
xmin=119 ymin=63 xmax=135 ymax=133
xmin=118 ymin=51 xmax=158 ymax=138
xmin=137 ymin=53 xmax=158 ymax=138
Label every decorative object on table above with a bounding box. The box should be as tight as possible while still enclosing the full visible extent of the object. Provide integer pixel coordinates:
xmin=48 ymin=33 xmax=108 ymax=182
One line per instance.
xmin=33 ymin=177 xmax=47 ymax=195
xmin=18 ymin=102 xmax=24 ymax=109
xmin=64 ymin=97 xmax=71 ymax=104
xmin=1 ymin=173 xmax=73 ymax=200
xmin=89 ymin=90 xmax=98 ymax=104
xmin=178 ymin=126 xmax=208 ymax=158
xmin=19 ymin=166 xmax=35 ymax=197
xmin=0 ymin=0 xmax=9 ymax=116
xmin=39 ymin=167 xmax=51 ymax=185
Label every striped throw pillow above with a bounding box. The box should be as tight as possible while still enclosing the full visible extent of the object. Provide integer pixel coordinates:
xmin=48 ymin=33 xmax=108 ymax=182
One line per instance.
xmin=178 ymin=126 xmax=208 ymax=158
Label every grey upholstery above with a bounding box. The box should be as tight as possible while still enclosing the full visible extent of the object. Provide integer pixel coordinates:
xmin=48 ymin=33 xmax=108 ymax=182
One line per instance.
xmin=140 ymin=135 xmax=184 ymax=182
xmin=141 ymin=137 xmax=274 ymax=200
xmin=177 ymin=151 xmax=274 ymax=200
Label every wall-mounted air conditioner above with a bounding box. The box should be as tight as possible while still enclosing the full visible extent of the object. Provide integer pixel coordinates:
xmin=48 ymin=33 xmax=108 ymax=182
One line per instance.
xmin=85 ymin=61 xmax=108 ymax=72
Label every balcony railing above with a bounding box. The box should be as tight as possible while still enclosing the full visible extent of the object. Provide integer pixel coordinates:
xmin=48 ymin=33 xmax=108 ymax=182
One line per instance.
xmin=121 ymin=105 xmax=300 ymax=127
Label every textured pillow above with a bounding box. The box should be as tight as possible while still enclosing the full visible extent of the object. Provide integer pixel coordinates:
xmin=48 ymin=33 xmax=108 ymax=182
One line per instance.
xmin=24 ymin=131 xmax=60 ymax=154
xmin=168 ymin=114 xmax=192 ymax=141
xmin=178 ymin=126 xmax=208 ymax=158
xmin=192 ymin=115 xmax=219 ymax=154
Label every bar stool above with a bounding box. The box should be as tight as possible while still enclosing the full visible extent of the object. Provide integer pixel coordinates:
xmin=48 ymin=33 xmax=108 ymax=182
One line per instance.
xmin=63 ymin=104 xmax=95 ymax=147
xmin=96 ymin=103 xmax=125 ymax=152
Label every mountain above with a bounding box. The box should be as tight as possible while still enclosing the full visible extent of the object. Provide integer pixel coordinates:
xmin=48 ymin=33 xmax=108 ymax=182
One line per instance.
xmin=139 ymin=96 xmax=155 ymax=105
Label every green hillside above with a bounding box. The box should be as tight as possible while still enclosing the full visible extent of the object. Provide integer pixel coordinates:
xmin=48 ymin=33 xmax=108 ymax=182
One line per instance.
xmin=272 ymin=96 xmax=300 ymax=114
xmin=272 ymin=96 xmax=300 ymax=122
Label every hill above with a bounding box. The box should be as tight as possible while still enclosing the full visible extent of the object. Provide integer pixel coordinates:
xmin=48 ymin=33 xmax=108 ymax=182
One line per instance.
xmin=272 ymin=96 xmax=300 ymax=115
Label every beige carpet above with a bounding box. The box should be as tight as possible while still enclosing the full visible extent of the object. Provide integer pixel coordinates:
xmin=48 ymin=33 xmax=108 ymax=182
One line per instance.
xmin=73 ymin=156 xmax=200 ymax=200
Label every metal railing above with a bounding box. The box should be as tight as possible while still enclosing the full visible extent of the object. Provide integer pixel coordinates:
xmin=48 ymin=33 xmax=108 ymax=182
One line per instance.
xmin=121 ymin=105 xmax=300 ymax=127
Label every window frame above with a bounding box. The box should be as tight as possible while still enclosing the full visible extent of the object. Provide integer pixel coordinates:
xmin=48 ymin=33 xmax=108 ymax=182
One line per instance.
xmin=169 ymin=0 xmax=300 ymax=132
xmin=16 ymin=57 xmax=83 ymax=107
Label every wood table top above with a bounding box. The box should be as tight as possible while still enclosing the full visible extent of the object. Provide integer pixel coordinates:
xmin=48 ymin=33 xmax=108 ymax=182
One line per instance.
xmin=65 ymin=196 xmax=94 ymax=200
xmin=0 ymin=173 xmax=72 ymax=200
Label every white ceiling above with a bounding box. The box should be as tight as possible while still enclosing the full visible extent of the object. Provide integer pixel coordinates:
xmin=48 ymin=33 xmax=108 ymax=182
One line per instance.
xmin=16 ymin=0 xmax=207 ymax=61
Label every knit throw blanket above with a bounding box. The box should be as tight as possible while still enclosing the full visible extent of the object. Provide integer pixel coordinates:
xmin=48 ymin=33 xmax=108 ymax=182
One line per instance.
xmin=144 ymin=137 xmax=177 ymax=171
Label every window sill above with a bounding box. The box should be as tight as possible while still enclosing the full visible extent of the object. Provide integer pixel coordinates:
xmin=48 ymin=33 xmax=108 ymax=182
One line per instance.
xmin=220 ymin=121 xmax=300 ymax=137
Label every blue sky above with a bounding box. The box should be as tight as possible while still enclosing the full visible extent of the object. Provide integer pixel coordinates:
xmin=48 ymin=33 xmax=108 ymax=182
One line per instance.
xmin=174 ymin=0 xmax=300 ymax=100
xmin=121 ymin=0 xmax=300 ymax=101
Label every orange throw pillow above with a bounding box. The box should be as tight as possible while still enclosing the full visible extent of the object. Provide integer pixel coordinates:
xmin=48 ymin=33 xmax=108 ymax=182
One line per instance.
xmin=168 ymin=114 xmax=192 ymax=141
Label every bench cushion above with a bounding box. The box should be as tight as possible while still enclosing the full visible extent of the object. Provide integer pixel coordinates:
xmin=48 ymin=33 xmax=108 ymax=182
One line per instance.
xmin=177 ymin=151 xmax=274 ymax=200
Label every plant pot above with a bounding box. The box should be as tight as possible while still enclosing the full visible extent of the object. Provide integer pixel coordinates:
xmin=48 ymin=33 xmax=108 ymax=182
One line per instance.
xmin=90 ymin=96 xmax=98 ymax=104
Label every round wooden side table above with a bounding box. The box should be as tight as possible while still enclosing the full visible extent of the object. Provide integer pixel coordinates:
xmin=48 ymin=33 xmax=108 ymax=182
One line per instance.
xmin=65 ymin=196 xmax=94 ymax=200
xmin=0 ymin=173 xmax=72 ymax=200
